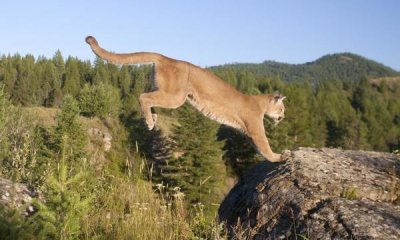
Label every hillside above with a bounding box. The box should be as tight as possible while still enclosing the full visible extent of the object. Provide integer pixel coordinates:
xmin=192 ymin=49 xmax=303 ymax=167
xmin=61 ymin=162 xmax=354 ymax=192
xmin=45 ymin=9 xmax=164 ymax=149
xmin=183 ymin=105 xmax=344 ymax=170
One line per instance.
xmin=210 ymin=53 xmax=400 ymax=83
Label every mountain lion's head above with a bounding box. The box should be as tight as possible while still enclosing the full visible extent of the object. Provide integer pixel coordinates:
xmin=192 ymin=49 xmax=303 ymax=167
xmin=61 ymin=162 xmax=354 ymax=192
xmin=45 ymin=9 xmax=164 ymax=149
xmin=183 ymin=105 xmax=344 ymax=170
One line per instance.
xmin=266 ymin=94 xmax=286 ymax=125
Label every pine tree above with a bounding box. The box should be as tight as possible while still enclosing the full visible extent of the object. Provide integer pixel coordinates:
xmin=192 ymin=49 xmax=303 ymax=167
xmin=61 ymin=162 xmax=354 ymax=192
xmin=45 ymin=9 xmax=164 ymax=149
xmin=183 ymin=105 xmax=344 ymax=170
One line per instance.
xmin=236 ymin=71 xmax=258 ymax=94
xmin=12 ymin=55 xmax=36 ymax=106
xmin=161 ymin=105 xmax=227 ymax=208
xmin=52 ymin=95 xmax=87 ymax=165
xmin=212 ymin=67 xmax=238 ymax=87
xmin=50 ymin=50 xmax=65 ymax=107
xmin=0 ymin=56 xmax=18 ymax=96
xmin=78 ymin=82 xmax=121 ymax=118
xmin=316 ymin=81 xmax=369 ymax=149
xmin=283 ymin=84 xmax=315 ymax=148
xmin=38 ymin=61 xmax=55 ymax=106
xmin=119 ymin=66 xmax=132 ymax=97
xmin=121 ymin=65 xmax=152 ymax=114
xmin=132 ymin=65 xmax=151 ymax=97
xmin=62 ymin=57 xmax=81 ymax=97
xmin=0 ymin=84 xmax=11 ymax=161
xmin=33 ymin=136 xmax=92 ymax=240
xmin=352 ymin=77 xmax=392 ymax=151
xmin=53 ymin=50 xmax=65 ymax=75
xmin=93 ymin=57 xmax=108 ymax=84
xmin=218 ymin=125 xmax=260 ymax=177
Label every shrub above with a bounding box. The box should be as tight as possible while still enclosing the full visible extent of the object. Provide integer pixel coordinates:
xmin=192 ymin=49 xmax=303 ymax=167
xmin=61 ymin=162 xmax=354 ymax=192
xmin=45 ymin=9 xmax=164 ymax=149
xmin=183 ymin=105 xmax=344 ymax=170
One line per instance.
xmin=78 ymin=82 xmax=121 ymax=118
xmin=32 ymin=136 xmax=92 ymax=240
xmin=0 ymin=84 xmax=50 ymax=187
xmin=52 ymin=95 xmax=88 ymax=165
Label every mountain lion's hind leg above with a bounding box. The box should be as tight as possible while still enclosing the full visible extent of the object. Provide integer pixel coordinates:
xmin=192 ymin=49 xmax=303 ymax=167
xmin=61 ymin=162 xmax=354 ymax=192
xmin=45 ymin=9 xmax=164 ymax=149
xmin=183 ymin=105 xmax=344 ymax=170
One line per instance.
xmin=139 ymin=90 xmax=186 ymax=130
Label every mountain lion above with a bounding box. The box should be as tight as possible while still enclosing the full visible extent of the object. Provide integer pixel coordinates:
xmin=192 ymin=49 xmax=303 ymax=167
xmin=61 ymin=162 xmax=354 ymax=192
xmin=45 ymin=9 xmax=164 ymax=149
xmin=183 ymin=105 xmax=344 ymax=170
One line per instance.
xmin=85 ymin=36 xmax=287 ymax=162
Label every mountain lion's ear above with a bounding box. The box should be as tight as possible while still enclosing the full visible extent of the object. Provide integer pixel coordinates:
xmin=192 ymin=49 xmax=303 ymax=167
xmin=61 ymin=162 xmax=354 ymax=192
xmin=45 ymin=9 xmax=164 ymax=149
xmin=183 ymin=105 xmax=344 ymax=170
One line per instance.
xmin=273 ymin=94 xmax=286 ymax=103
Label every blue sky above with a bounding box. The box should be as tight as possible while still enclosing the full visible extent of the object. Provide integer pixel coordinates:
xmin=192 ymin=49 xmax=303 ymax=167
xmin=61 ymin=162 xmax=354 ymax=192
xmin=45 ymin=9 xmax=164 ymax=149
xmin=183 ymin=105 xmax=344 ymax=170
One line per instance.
xmin=1 ymin=0 xmax=399 ymax=70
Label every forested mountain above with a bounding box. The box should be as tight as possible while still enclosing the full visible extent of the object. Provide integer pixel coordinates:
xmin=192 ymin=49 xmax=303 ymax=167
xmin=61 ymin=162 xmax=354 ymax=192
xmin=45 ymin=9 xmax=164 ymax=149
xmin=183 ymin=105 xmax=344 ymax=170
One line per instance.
xmin=210 ymin=53 xmax=399 ymax=83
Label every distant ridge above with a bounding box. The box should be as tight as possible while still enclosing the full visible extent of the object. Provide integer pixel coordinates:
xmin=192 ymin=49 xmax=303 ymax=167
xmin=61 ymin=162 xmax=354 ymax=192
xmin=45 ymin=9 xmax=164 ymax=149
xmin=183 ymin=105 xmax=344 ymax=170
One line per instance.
xmin=210 ymin=53 xmax=400 ymax=83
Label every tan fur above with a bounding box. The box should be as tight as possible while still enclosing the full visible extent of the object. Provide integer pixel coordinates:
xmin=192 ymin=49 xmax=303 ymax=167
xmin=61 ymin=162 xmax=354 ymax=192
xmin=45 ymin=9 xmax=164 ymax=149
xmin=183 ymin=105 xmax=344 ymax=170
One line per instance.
xmin=85 ymin=36 xmax=287 ymax=162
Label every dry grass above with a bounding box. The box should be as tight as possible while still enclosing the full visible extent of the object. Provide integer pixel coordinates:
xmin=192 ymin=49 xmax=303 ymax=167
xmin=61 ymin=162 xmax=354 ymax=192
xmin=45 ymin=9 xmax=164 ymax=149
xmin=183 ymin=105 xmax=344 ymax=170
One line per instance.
xmin=23 ymin=106 xmax=107 ymax=131
xmin=23 ymin=107 xmax=59 ymax=127
xmin=81 ymin=177 xmax=192 ymax=240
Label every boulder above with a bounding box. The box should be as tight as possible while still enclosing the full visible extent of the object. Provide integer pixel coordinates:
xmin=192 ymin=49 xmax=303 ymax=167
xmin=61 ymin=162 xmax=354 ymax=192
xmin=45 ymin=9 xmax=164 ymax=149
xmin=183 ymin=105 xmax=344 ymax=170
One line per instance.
xmin=0 ymin=178 xmax=36 ymax=216
xmin=218 ymin=147 xmax=400 ymax=239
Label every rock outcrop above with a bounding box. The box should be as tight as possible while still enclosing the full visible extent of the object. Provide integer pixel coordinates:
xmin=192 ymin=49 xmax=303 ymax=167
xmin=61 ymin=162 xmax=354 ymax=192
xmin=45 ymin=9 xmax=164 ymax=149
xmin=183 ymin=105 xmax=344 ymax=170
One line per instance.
xmin=218 ymin=147 xmax=400 ymax=239
xmin=88 ymin=127 xmax=112 ymax=152
xmin=87 ymin=127 xmax=113 ymax=171
xmin=0 ymin=178 xmax=36 ymax=216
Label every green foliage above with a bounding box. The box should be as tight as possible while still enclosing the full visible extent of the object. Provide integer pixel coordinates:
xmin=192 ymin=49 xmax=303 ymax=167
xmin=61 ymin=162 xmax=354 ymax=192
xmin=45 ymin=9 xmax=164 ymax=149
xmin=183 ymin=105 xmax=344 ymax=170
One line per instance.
xmin=0 ymin=205 xmax=37 ymax=240
xmin=62 ymin=57 xmax=81 ymax=97
xmin=218 ymin=126 xmax=260 ymax=176
xmin=82 ymin=176 xmax=193 ymax=239
xmin=160 ymin=105 xmax=227 ymax=212
xmin=315 ymin=82 xmax=363 ymax=148
xmin=11 ymin=55 xmax=37 ymax=106
xmin=92 ymin=57 xmax=108 ymax=84
xmin=52 ymin=95 xmax=88 ymax=166
xmin=33 ymin=137 xmax=92 ymax=240
xmin=341 ymin=187 xmax=359 ymax=200
xmin=189 ymin=202 xmax=226 ymax=239
xmin=0 ymin=84 xmax=11 ymax=159
xmin=78 ymin=82 xmax=121 ymax=118
xmin=0 ymin=84 xmax=50 ymax=187
xmin=2 ymin=122 xmax=48 ymax=186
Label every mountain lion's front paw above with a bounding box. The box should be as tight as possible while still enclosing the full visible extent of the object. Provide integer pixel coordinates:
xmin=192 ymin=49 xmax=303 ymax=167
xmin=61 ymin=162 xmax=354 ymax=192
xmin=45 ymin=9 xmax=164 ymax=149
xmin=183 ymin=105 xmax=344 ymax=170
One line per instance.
xmin=268 ymin=153 xmax=282 ymax=162
xmin=152 ymin=114 xmax=158 ymax=124
xmin=144 ymin=114 xmax=158 ymax=130
xmin=146 ymin=119 xmax=155 ymax=130
xmin=147 ymin=122 xmax=155 ymax=130
xmin=280 ymin=150 xmax=291 ymax=161
xmin=268 ymin=151 xmax=290 ymax=162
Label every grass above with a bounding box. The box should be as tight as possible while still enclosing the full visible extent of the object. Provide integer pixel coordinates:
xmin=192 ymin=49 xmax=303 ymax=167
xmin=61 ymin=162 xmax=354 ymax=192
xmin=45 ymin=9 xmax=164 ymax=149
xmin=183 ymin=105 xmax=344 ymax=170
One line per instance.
xmin=81 ymin=159 xmax=226 ymax=240
xmin=82 ymin=176 xmax=192 ymax=240
xmin=341 ymin=187 xmax=358 ymax=200
xmin=24 ymin=107 xmax=59 ymax=126
xmin=24 ymin=106 xmax=112 ymax=130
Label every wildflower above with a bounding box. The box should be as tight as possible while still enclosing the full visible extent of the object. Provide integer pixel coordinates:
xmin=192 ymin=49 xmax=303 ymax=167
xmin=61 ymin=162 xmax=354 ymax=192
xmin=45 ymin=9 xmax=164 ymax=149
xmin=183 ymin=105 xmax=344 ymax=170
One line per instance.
xmin=173 ymin=191 xmax=185 ymax=200
xmin=155 ymin=183 xmax=165 ymax=190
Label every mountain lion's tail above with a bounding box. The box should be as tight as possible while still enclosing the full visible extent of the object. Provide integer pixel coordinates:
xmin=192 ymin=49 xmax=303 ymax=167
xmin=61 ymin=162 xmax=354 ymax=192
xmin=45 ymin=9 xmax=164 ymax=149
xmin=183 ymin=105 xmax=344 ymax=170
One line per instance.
xmin=85 ymin=36 xmax=162 ymax=65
